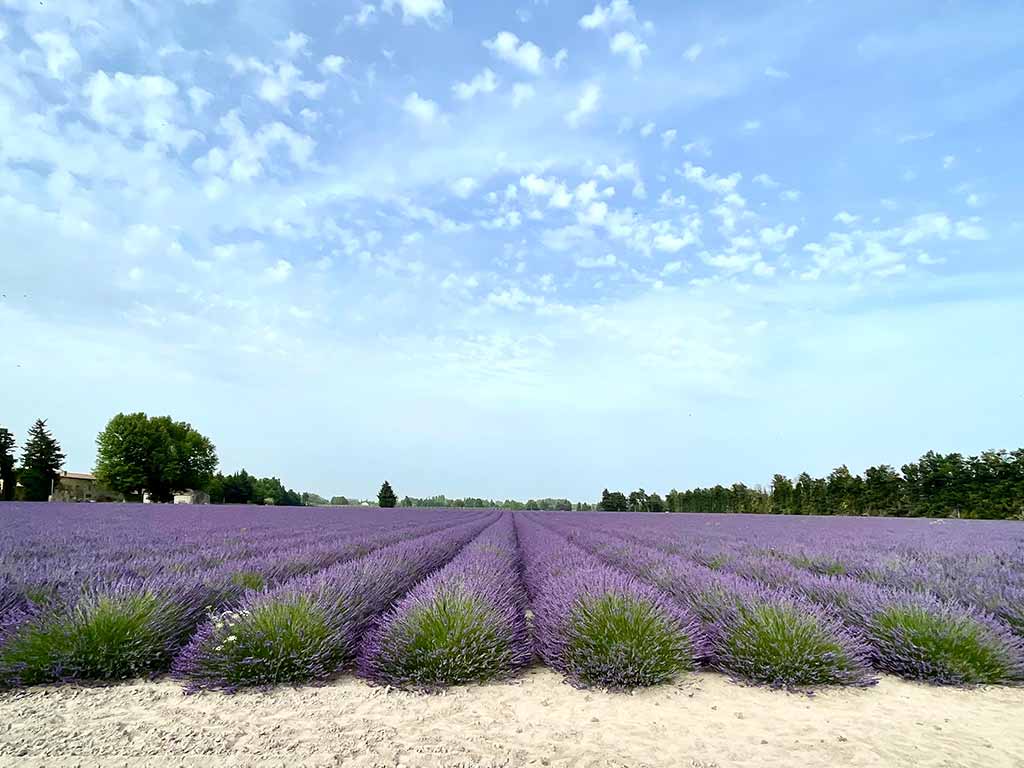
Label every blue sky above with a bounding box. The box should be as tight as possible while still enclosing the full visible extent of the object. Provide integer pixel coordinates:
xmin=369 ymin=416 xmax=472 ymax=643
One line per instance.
xmin=1 ymin=0 xmax=1022 ymax=501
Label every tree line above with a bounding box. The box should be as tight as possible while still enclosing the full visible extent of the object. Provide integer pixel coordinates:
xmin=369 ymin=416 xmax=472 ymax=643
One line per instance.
xmin=599 ymin=449 xmax=1024 ymax=519
xmin=397 ymin=494 xmax=594 ymax=511
xmin=0 ymin=414 xmax=311 ymax=505
xmin=0 ymin=420 xmax=66 ymax=501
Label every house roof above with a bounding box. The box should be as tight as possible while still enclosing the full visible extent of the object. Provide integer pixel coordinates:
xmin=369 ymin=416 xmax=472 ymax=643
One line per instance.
xmin=61 ymin=471 xmax=96 ymax=481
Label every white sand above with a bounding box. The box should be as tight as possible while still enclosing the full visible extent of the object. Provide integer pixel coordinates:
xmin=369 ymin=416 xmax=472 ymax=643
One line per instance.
xmin=1 ymin=668 xmax=1021 ymax=767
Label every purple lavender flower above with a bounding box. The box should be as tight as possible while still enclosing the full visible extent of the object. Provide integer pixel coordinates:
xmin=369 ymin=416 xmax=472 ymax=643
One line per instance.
xmin=358 ymin=514 xmax=531 ymax=689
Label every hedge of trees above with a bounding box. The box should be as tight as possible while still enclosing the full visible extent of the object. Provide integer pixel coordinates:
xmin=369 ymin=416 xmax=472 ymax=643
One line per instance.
xmin=627 ymin=449 xmax=1023 ymax=520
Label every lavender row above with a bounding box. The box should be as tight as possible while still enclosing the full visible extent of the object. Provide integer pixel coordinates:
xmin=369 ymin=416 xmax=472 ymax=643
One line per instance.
xmin=171 ymin=513 xmax=499 ymax=690
xmin=534 ymin=516 xmax=876 ymax=688
xmin=573 ymin=513 xmax=1024 ymax=639
xmin=556 ymin=517 xmax=1024 ymax=685
xmin=357 ymin=512 xmax=531 ymax=689
xmin=0 ymin=511 xmax=493 ymax=688
xmin=515 ymin=514 xmax=705 ymax=689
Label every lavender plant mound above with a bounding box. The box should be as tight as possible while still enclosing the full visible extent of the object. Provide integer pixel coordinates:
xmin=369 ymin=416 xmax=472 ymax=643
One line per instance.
xmin=795 ymin=575 xmax=1024 ymax=685
xmin=517 ymin=516 xmax=704 ymax=689
xmin=546 ymin=521 xmax=875 ymax=688
xmin=0 ymin=576 xmax=209 ymax=687
xmin=172 ymin=516 xmax=496 ymax=690
xmin=538 ymin=568 xmax=703 ymax=689
xmin=358 ymin=514 xmax=531 ymax=689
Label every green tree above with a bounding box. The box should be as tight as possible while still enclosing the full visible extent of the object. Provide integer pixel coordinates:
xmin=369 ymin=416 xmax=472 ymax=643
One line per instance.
xmin=599 ymin=488 xmax=629 ymax=511
xmin=19 ymin=419 xmax=65 ymax=501
xmin=378 ymin=480 xmax=397 ymax=508
xmin=863 ymin=464 xmax=902 ymax=515
xmin=94 ymin=413 xmax=217 ymax=502
xmin=770 ymin=474 xmax=794 ymax=514
xmin=1 ymin=427 xmax=19 ymax=501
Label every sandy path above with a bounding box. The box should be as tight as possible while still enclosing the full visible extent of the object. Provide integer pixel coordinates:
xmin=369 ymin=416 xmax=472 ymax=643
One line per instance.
xmin=1 ymin=668 xmax=1021 ymax=768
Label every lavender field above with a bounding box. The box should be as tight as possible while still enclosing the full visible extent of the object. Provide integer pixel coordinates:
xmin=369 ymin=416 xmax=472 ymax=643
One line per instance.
xmin=1 ymin=503 xmax=1022 ymax=693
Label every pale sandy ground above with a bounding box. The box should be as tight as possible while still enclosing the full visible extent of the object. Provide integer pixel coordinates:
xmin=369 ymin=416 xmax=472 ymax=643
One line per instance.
xmin=1 ymin=668 xmax=1022 ymax=768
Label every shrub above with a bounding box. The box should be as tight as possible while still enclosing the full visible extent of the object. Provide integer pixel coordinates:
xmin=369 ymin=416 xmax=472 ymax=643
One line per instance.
xmin=358 ymin=514 xmax=531 ymax=689
xmin=534 ymin=568 xmax=704 ymax=690
xmin=0 ymin=578 xmax=207 ymax=687
xmin=173 ymin=516 xmax=494 ymax=690
xmin=721 ymin=602 xmax=873 ymax=687
xmin=867 ymin=599 xmax=1024 ymax=685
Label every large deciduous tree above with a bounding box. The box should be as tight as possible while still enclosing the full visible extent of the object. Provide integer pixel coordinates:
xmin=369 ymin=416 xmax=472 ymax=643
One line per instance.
xmin=19 ymin=419 xmax=65 ymax=501
xmin=1 ymin=427 xmax=19 ymax=501
xmin=95 ymin=413 xmax=218 ymax=502
xmin=378 ymin=480 xmax=397 ymax=508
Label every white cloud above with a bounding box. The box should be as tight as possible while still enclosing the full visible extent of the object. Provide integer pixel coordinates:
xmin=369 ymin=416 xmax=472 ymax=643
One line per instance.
xmin=566 ymin=83 xmax=601 ymax=128
xmin=511 ymin=83 xmax=535 ymax=107
xmin=382 ymin=0 xmax=447 ymax=25
xmin=640 ymin=122 xmax=655 ymax=137
xmin=579 ymin=201 xmax=609 ymax=226
xmin=32 ymin=31 xmax=81 ymax=80
xmin=453 ymin=68 xmax=498 ymax=100
xmin=965 ymin=192 xmax=982 ymax=208
xmin=229 ymin=56 xmax=326 ymax=108
xmin=348 ymin=4 xmax=377 ymax=26
xmin=610 ymin=31 xmax=648 ymax=69
xmin=187 ymin=86 xmax=213 ymax=114
xmin=553 ymin=49 xmax=569 ymax=70
xmin=917 ymin=253 xmax=946 ymax=265
xmin=264 ymin=259 xmax=294 ymax=283
xmin=661 ymin=129 xmax=677 ymax=147
xmin=742 ymin=119 xmax=761 ymax=132
xmin=84 ymin=71 xmax=199 ymax=151
xmin=764 ymin=66 xmax=789 ymax=79
xmin=781 ymin=189 xmax=801 ymax=201
xmin=661 ymin=260 xmax=683 ymax=275
xmin=753 ymin=173 xmax=779 ymax=189
xmin=194 ymin=111 xmax=315 ymax=182
xmin=653 ymin=232 xmax=695 ymax=252
xmin=683 ymin=139 xmax=712 ymax=156
xmin=955 ymin=218 xmax=989 ymax=240
xmin=759 ymin=223 xmax=798 ymax=246
xmin=834 ymin=211 xmax=860 ymax=225
xmin=681 ymin=162 xmax=740 ymax=195
xmin=684 ymin=44 xmax=702 ymax=62
xmin=576 ymin=253 xmax=618 ymax=268
xmin=579 ymin=0 xmax=636 ymax=30
xmin=942 ymin=154 xmax=956 ymax=170
xmin=703 ymin=251 xmax=765 ymax=274
xmin=278 ymin=32 xmax=310 ymax=58
xmin=450 ymin=176 xmax=479 ymax=198
xmin=402 ymin=92 xmax=440 ymax=124
xmin=319 ymin=55 xmax=346 ymax=75
xmin=483 ymin=31 xmax=545 ymax=75
xmin=899 ymin=213 xmax=951 ymax=244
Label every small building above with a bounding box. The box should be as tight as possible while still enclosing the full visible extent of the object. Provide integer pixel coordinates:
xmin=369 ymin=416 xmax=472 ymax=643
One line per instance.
xmin=52 ymin=471 xmax=124 ymax=503
xmin=174 ymin=489 xmax=211 ymax=505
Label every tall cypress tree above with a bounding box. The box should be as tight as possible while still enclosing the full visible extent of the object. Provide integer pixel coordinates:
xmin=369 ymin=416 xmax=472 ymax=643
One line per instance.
xmin=378 ymin=480 xmax=397 ymax=508
xmin=0 ymin=427 xmax=17 ymax=501
xmin=19 ymin=419 xmax=66 ymax=501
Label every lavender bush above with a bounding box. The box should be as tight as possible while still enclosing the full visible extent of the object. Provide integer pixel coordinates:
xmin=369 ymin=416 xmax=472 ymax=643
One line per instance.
xmin=0 ymin=576 xmax=208 ymax=687
xmin=358 ymin=513 xmax=531 ymax=689
xmin=545 ymin=519 xmax=875 ymax=688
xmin=517 ymin=515 xmax=705 ymax=689
xmin=172 ymin=515 xmax=496 ymax=690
